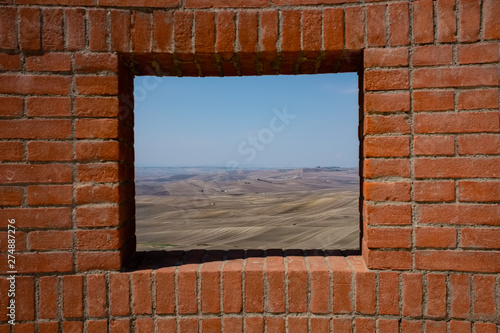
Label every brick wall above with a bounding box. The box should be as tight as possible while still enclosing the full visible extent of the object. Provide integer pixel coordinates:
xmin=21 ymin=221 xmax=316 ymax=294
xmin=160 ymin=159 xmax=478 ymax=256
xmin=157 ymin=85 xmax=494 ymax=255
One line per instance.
xmin=0 ymin=0 xmax=499 ymax=331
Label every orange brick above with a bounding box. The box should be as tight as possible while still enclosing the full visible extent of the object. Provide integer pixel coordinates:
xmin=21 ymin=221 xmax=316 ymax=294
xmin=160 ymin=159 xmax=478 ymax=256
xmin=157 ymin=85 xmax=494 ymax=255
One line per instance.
xmin=324 ymin=8 xmax=343 ymax=51
xmin=413 ymin=67 xmax=498 ymax=88
xmin=363 ymin=203 xmax=412 ymax=225
xmin=364 ymin=182 xmax=411 ymax=202
xmin=365 ymin=92 xmax=410 ymax=113
xmin=366 ymin=227 xmax=412 ymax=249
xmin=364 ymin=47 xmax=408 ymax=68
xmin=367 ymin=4 xmax=386 ymax=47
xmin=413 ymin=90 xmax=454 ymax=111
xmin=412 ymin=45 xmax=453 ymax=66
xmin=414 ymin=112 xmax=499 ymax=134
xmin=365 ymin=69 xmax=409 ymax=91
xmin=364 ymin=114 xmax=410 ymax=134
xmin=413 ymin=135 xmax=455 ymax=156
xmin=389 ymin=3 xmax=410 ymax=46
xmin=417 ymin=204 xmax=500 ymax=225
xmin=364 ymin=136 xmax=410 ymax=157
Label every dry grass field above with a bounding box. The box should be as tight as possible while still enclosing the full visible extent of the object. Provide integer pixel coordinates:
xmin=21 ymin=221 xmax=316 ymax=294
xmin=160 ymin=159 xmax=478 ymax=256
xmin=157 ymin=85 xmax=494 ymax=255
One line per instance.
xmin=135 ymin=167 xmax=360 ymax=251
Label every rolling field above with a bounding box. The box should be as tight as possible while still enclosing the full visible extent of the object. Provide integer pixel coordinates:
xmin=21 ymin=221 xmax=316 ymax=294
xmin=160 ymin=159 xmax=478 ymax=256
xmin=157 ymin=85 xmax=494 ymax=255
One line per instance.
xmin=135 ymin=167 xmax=360 ymax=251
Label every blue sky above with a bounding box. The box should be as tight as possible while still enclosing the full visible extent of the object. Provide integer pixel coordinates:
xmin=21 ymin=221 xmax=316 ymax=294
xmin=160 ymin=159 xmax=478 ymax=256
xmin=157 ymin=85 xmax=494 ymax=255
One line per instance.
xmin=134 ymin=73 xmax=359 ymax=169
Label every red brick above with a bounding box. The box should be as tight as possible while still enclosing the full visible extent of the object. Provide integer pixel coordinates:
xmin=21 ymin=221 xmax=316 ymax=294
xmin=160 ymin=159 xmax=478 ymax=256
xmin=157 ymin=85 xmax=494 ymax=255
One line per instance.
xmin=87 ymin=320 xmax=107 ymax=332
xmin=365 ymin=92 xmax=410 ymax=113
xmin=286 ymin=255 xmax=307 ymax=313
xmin=63 ymin=275 xmax=83 ymax=318
xmin=0 ymin=141 xmax=23 ymax=162
xmin=307 ymin=255 xmax=329 ymax=313
xmin=425 ymin=274 xmax=447 ymax=318
xmin=474 ymin=323 xmax=498 ymax=333
xmin=77 ymin=228 xmax=125 ymax=250
xmin=415 ymin=157 xmax=500 ymax=178
xmin=132 ymin=11 xmax=151 ymax=53
xmin=324 ymin=8 xmax=343 ymax=51
xmin=364 ymin=136 xmax=410 ymax=157
xmin=0 ymin=53 xmax=21 ymax=71
xmin=462 ymin=228 xmax=500 ymax=249
xmin=413 ymin=45 xmax=453 ymax=66
xmin=378 ymin=319 xmax=399 ymax=333
xmin=110 ymin=10 xmax=131 ymax=52
xmin=0 ymin=8 xmax=17 ymax=49
xmin=100 ymin=0 xmax=179 ymax=6
xmin=265 ymin=317 xmax=285 ymax=332
xmin=417 ymin=203 xmax=500 ymax=226
xmin=364 ymin=246 xmax=412 ymax=270
xmin=302 ymin=9 xmax=322 ymax=52
xmin=156 ymin=318 xmax=176 ymax=332
xmin=450 ymin=274 xmax=471 ymax=319
xmin=333 ymin=319 xmax=352 ymax=332
xmin=483 ymin=0 xmax=500 ymax=39
xmin=473 ymin=275 xmax=497 ymax=320
xmin=28 ymin=230 xmax=73 ymax=250
xmin=62 ymin=322 xmax=83 ymax=333
xmin=76 ymin=141 xmax=121 ymax=162
xmin=425 ymin=321 xmax=447 ymax=333
xmin=413 ymin=67 xmax=498 ymax=88
xmin=201 ymin=257 xmax=222 ymax=313
xmin=366 ymin=227 xmax=411 ymax=249
xmin=364 ymin=159 xmax=411 ymax=178
xmin=449 ymin=320 xmax=472 ymax=332
xmin=402 ymin=273 xmax=423 ymax=317
xmin=367 ymin=5 xmax=386 ymax=47
xmin=0 ymin=75 xmax=71 ymax=95
xmin=177 ymin=264 xmax=198 ymax=314
xmin=0 ymin=186 xmax=23 ymax=206
xmin=131 ymin=270 xmax=153 ymax=315
xmin=345 ymin=6 xmax=365 ymax=50
xmin=76 ymin=97 xmax=120 ymax=119
xmin=245 ymin=317 xmax=264 ymax=333
xmin=0 ymin=96 xmax=23 ymax=117
xmin=415 ymin=112 xmax=500 ymax=134
xmin=457 ymin=88 xmax=498 ymax=110
xmin=364 ymin=114 xmax=410 ymax=135
xmin=77 ymin=163 xmax=121 ymax=183
xmin=76 ymin=118 xmax=120 ymax=139
xmin=458 ymin=44 xmax=499 ymax=65
xmin=37 ymin=322 xmax=59 ymax=333
xmin=43 ymin=8 xmax=64 ymax=50
xmin=1 ymin=252 xmax=72 ymax=273
xmin=413 ymin=90 xmax=454 ymax=111
xmin=459 ymin=181 xmax=500 ymax=202
xmin=76 ymin=205 xmax=122 ymax=227
xmin=378 ymin=271 xmax=399 ymax=315
xmin=265 ymin=255 xmax=285 ymax=313
xmin=356 ymin=318 xmax=375 ymax=333
xmin=76 ymin=75 xmax=119 ymax=96
xmin=287 ymin=317 xmax=307 ymax=333
xmin=414 ymin=180 xmax=455 ymax=202
xmin=237 ymin=11 xmax=257 ymax=54
xmin=245 ymin=257 xmax=264 ymax=312
xmin=202 ymin=318 xmax=222 ymax=333
xmin=388 ymin=3 xmax=410 ymax=46
xmin=415 ymin=227 xmax=457 ymax=248
xmin=109 ymin=319 xmax=130 ymax=333
xmin=281 ymin=10 xmax=301 ymax=52
xmin=26 ymin=96 xmax=71 ymax=117
xmin=365 ymin=69 xmax=409 ymax=91
xmin=436 ymin=0 xmax=457 ymax=42
xmin=39 ymin=276 xmax=59 ymax=319
xmin=416 ymin=251 xmax=500 ymax=273
xmin=87 ymin=274 xmax=107 ymax=318
xmin=20 ymin=8 xmax=41 ymax=50
xmin=155 ymin=267 xmax=176 ymax=314
xmin=351 ymin=258 xmax=376 ymax=315
xmin=363 ymin=203 xmax=412 ymax=225
xmin=459 ymin=0 xmax=480 ymax=42
xmin=0 ymin=208 xmax=71 ymax=229
xmin=88 ymin=9 xmax=108 ymax=51
xmin=412 ymin=0 xmax=433 ymax=44
xmin=223 ymin=318 xmax=242 ymax=333
xmin=0 ymin=119 xmax=72 ymax=140
xmin=65 ymin=8 xmax=86 ymax=50
xmin=27 ymin=141 xmax=73 ymax=162
xmin=75 ymin=53 xmax=119 ymax=73
xmin=110 ymin=273 xmax=130 ymax=316
xmin=174 ymin=11 xmax=193 ymax=54
xmin=414 ymin=135 xmax=455 ymax=156
xmin=459 ymin=134 xmax=500 ymax=155
xmin=186 ymin=0 xmax=268 ymax=8
xmin=364 ymin=47 xmax=408 ymax=68
xmin=328 ymin=256 xmax=352 ymax=314
xmin=364 ymin=182 xmax=411 ymax=202
xmin=153 ymin=11 xmax=173 ymax=53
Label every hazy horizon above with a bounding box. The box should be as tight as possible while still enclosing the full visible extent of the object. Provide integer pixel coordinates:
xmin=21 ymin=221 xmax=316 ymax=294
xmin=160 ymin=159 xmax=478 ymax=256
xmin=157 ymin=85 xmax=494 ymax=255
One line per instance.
xmin=134 ymin=73 xmax=359 ymax=169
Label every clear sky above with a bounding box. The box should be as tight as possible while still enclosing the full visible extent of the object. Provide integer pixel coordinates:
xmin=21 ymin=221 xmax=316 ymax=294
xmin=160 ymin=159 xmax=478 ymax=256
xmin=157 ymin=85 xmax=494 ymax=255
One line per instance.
xmin=134 ymin=73 xmax=359 ymax=169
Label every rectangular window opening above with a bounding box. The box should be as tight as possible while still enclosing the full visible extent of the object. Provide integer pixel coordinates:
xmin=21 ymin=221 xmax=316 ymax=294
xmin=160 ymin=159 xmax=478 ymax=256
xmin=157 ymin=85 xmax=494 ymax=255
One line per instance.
xmin=134 ymin=73 xmax=361 ymax=252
